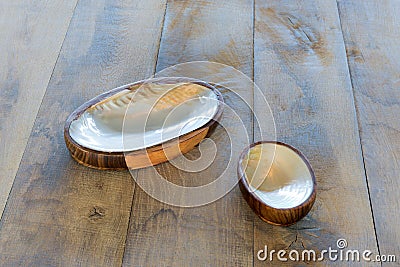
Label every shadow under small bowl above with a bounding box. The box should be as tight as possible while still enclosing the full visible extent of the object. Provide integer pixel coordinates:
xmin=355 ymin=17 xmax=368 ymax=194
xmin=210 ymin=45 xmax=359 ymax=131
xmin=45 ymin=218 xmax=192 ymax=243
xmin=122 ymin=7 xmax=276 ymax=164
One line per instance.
xmin=237 ymin=141 xmax=316 ymax=226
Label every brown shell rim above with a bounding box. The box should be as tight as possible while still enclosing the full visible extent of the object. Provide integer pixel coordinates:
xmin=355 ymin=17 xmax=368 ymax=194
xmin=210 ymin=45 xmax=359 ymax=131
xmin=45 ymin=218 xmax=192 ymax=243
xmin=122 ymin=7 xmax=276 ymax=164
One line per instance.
xmin=64 ymin=77 xmax=224 ymax=160
xmin=237 ymin=141 xmax=317 ymax=211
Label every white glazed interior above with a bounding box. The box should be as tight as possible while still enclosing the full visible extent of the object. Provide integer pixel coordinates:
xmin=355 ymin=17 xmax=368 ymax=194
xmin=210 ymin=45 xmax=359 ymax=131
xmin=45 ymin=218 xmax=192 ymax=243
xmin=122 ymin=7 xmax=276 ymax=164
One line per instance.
xmin=241 ymin=143 xmax=314 ymax=209
xmin=69 ymin=82 xmax=219 ymax=152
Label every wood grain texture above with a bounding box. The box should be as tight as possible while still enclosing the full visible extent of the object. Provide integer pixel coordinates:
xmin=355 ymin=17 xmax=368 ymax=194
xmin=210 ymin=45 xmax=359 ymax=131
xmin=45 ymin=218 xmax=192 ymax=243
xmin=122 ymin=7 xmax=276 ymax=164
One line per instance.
xmin=0 ymin=0 xmax=166 ymax=265
xmin=0 ymin=0 xmax=78 ymax=219
xmin=337 ymin=0 xmax=400 ymax=259
xmin=122 ymin=0 xmax=255 ymax=265
xmin=254 ymin=0 xmax=379 ymax=265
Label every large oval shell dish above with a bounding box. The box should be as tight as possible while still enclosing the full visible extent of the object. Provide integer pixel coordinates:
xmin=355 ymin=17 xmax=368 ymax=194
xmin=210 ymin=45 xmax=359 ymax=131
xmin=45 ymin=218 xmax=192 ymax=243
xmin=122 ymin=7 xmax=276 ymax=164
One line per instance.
xmin=64 ymin=78 xmax=223 ymax=170
xmin=238 ymin=141 xmax=316 ymax=226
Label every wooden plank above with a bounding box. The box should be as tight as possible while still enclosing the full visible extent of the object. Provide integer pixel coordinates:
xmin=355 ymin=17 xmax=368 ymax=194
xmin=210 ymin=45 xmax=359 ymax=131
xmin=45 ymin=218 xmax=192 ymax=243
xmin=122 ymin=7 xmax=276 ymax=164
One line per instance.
xmin=122 ymin=0 xmax=255 ymax=265
xmin=253 ymin=0 xmax=379 ymax=265
xmin=0 ymin=0 xmax=166 ymax=265
xmin=337 ymin=0 xmax=400 ymax=260
xmin=0 ymin=0 xmax=78 ymax=219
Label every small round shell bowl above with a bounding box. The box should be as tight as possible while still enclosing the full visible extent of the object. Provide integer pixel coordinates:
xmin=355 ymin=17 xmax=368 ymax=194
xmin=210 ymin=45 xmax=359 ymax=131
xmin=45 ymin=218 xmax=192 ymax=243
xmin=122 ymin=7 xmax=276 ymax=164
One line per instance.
xmin=64 ymin=77 xmax=223 ymax=170
xmin=238 ymin=141 xmax=316 ymax=226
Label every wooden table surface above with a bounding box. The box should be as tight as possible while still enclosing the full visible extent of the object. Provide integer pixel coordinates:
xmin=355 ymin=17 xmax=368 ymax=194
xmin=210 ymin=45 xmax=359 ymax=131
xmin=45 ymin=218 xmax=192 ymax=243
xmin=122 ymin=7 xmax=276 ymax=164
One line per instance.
xmin=0 ymin=0 xmax=399 ymax=266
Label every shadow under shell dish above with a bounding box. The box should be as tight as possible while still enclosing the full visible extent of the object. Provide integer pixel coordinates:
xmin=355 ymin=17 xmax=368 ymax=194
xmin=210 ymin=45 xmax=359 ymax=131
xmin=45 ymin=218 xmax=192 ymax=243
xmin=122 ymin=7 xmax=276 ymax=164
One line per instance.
xmin=64 ymin=78 xmax=223 ymax=170
xmin=238 ymin=141 xmax=316 ymax=226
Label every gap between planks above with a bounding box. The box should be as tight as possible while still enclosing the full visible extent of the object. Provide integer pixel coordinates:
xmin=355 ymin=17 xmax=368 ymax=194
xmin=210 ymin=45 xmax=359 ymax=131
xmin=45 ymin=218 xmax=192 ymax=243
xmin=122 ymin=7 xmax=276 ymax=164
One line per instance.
xmin=0 ymin=0 xmax=79 ymax=220
xmin=334 ymin=0 xmax=381 ymax=258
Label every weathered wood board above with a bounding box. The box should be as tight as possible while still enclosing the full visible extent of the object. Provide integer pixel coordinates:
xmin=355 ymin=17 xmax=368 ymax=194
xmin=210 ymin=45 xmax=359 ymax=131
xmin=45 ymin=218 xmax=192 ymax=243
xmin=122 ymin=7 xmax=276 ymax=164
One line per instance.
xmin=0 ymin=0 xmax=78 ymax=219
xmin=337 ymin=0 xmax=400 ymax=260
xmin=122 ymin=0 xmax=255 ymax=265
xmin=0 ymin=0 xmax=166 ymax=265
xmin=253 ymin=0 xmax=379 ymax=265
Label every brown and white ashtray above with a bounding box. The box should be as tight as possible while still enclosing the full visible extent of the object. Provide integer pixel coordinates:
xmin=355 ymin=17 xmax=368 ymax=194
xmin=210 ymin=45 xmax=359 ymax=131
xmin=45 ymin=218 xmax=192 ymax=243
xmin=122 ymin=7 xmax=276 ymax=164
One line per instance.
xmin=64 ymin=77 xmax=223 ymax=170
xmin=238 ymin=141 xmax=316 ymax=226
